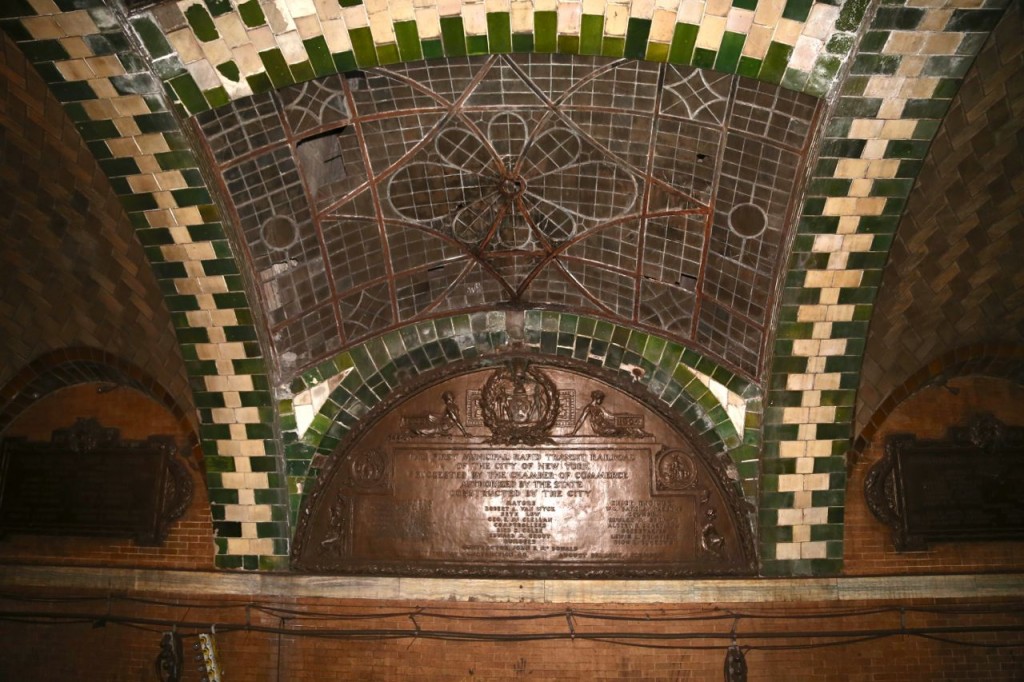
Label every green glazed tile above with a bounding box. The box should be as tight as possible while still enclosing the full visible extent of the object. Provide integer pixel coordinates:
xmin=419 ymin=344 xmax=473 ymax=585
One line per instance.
xmin=669 ymin=23 xmax=698 ymax=64
xmin=98 ymin=157 xmax=139 ymax=177
xmin=782 ymin=0 xmax=812 ymax=21
xmin=580 ymin=14 xmax=603 ymax=55
xmin=781 ymin=66 xmax=809 ymax=91
xmin=873 ymin=6 xmax=924 ymax=29
xmin=512 ymin=33 xmax=534 ymax=53
xmin=184 ymin=3 xmax=219 ymax=42
xmin=421 ymin=38 xmax=444 ymax=59
xmin=903 ymin=98 xmax=951 ymax=119
xmin=693 ymin=47 xmax=715 ymax=68
xmin=237 ymin=0 xmax=266 ymax=27
xmin=826 ymin=33 xmax=855 ymax=55
xmin=836 ymin=0 xmax=869 ymax=32
xmin=441 ymin=16 xmax=468 ymax=57
xmin=290 ymin=60 xmax=314 ymax=83
xmin=557 ymin=35 xmax=579 ymax=54
xmin=76 ymin=119 xmax=119 ymax=141
xmin=304 ymin=37 xmax=335 ymax=76
xmin=737 ymin=56 xmax=761 ymax=78
xmin=131 ymin=17 xmax=173 ymax=59
xmin=805 ymin=54 xmax=841 ymax=97
xmin=601 ymin=35 xmax=624 ymax=58
xmin=169 ymin=72 xmax=207 ymax=113
xmin=376 ymin=42 xmax=400 ymax=65
xmin=0 ymin=17 xmax=32 ymax=42
xmin=204 ymin=0 xmax=232 ymax=17
xmin=759 ymin=41 xmax=792 ymax=84
xmin=487 ymin=13 xmax=511 ymax=53
xmin=394 ymin=20 xmax=423 ymax=61
xmin=913 ymin=119 xmax=940 ymax=140
xmin=216 ymin=60 xmax=240 ymax=82
xmin=333 ymin=50 xmax=356 ymax=73
xmin=349 ymin=26 xmax=379 ymax=67
xmin=467 ymin=34 xmax=488 ymax=55
xmin=714 ymin=31 xmax=745 ymax=73
xmin=623 ymin=18 xmax=651 ymax=59
xmin=645 ymin=41 xmax=670 ymax=63
xmin=259 ymin=48 xmax=293 ymax=87
xmin=50 ymin=81 xmax=97 ymax=102
xmin=534 ymin=11 xmax=556 ymax=52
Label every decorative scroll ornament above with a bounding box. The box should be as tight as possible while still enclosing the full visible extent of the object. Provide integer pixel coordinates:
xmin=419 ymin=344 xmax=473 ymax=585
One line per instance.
xmin=479 ymin=360 xmax=560 ymax=445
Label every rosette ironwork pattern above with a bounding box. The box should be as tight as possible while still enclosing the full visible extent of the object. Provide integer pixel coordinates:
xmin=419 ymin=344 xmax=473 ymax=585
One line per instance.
xmin=196 ymin=55 xmax=819 ymax=379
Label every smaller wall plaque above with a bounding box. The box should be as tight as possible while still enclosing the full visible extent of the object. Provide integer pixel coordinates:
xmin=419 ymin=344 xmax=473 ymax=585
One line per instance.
xmin=0 ymin=418 xmax=193 ymax=546
xmin=865 ymin=413 xmax=1024 ymax=551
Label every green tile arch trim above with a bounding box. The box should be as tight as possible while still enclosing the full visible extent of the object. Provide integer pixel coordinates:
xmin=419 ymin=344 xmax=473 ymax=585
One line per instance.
xmin=281 ymin=311 xmax=762 ymax=535
xmin=759 ymin=0 xmax=1012 ymax=578
xmin=0 ymin=11 xmax=284 ymax=566
xmin=126 ymin=1 xmax=874 ymax=117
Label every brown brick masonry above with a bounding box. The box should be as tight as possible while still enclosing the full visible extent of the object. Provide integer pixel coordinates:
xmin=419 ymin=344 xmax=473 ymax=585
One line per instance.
xmin=0 ymin=383 xmax=214 ymax=570
xmin=0 ymin=589 xmax=1021 ymax=680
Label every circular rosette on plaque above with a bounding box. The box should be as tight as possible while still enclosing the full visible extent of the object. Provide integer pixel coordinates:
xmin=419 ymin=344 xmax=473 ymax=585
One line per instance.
xmin=346 ymin=449 xmax=390 ymax=490
xmin=479 ymin=360 xmax=560 ymax=445
xmin=655 ymin=448 xmax=697 ymax=491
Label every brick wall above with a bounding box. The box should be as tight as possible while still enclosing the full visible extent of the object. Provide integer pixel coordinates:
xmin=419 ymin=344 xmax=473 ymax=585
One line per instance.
xmin=0 ymin=592 xmax=1021 ymax=680
xmin=855 ymin=2 xmax=1024 ymax=437
xmin=0 ymin=383 xmax=214 ymax=569
xmin=0 ymin=32 xmax=194 ymax=427
xmin=845 ymin=376 xmax=1024 ymax=575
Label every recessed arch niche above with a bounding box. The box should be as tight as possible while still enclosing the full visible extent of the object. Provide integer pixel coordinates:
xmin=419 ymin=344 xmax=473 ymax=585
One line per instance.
xmin=293 ymin=356 xmax=755 ymax=577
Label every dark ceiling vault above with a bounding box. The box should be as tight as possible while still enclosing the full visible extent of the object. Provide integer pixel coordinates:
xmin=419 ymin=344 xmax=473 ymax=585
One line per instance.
xmin=855 ymin=1 xmax=1024 ymax=438
xmin=194 ymin=55 xmax=819 ymax=382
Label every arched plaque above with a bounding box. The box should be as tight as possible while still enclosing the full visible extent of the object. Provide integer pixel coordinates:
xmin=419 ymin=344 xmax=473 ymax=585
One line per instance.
xmin=293 ymin=359 xmax=755 ymax=577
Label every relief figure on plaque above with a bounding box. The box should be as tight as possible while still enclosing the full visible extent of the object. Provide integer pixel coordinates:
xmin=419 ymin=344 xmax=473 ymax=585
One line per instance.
xmin=319 ymin=493 xmax=348 ymax=556
xmin=700 ymin=507 xmax=725 ymax=556
xmin=402 ymin=391 xmax=468 ymax=437
xmin=572 ymin=391 xmax=651 ymax=438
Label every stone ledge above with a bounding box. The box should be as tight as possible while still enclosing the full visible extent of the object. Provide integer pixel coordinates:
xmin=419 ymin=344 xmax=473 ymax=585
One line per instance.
xmin=1 ymin=564 xmax=1021 ymax=604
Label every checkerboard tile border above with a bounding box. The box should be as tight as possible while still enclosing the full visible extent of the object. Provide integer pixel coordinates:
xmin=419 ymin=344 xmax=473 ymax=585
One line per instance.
xmin=760 ymin=0 xmax=1009 ymax=576
xmin=132 ymin=0 xmax=859 ymax=117
xmin=1 ymin=0 xmax=285 ymax=570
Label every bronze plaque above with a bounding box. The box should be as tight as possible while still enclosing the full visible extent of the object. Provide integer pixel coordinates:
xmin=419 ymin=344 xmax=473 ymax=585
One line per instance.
xmin=293 ymin=359 xmax=755 ymax=577
xmin=0 ymin=419 xmax=193 ymax=546
xmin=865 ymin=413 xmax=1024 ymax=551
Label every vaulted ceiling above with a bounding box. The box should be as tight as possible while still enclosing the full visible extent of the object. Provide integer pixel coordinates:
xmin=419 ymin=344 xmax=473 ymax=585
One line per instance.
xmin=0 ymin=0 xmax=1020 ymax=575
xmin=192 ymin=56 xmax=819 ymax=379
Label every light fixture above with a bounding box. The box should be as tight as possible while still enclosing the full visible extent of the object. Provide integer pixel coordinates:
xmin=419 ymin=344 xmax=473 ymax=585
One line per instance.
xmin=724 ymin=644 xmax=747 ymax=682
xmin=194 ymin=629 xmax=223 ymax=682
